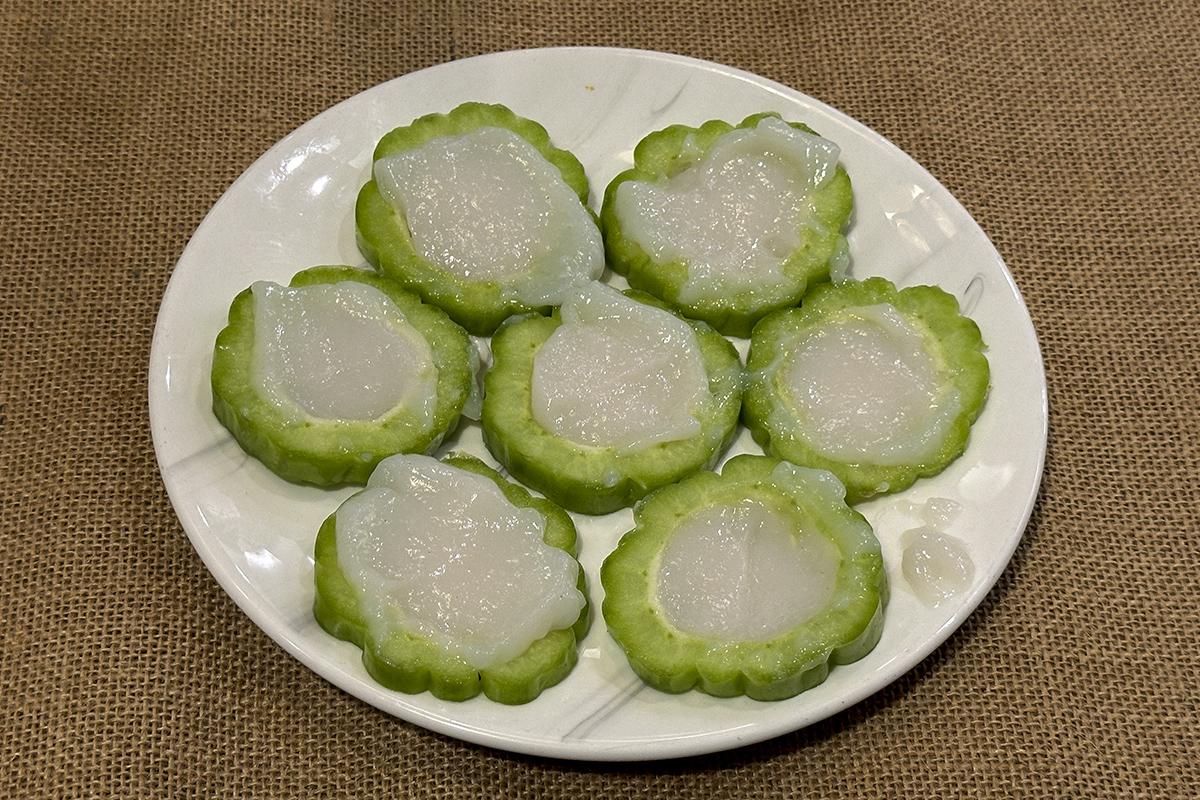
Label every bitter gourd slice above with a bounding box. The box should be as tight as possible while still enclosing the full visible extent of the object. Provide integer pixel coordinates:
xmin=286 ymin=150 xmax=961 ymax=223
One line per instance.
xmin=601 ymin=112 xmax=853 ymax=337
xmin=481 ymin=283 xmax=742 ymax=515
xmin=313 ymin=453 xmax=590 ymax=704
xmin=743 ymin=277 xmax=989 ymax=503
xmin=600 ymin=454 xmax=885 ymax=701
xmin=356 ymin=102 xmax=604 ymax=335
xmin=210 ymin=266 xmax=472 ymax=487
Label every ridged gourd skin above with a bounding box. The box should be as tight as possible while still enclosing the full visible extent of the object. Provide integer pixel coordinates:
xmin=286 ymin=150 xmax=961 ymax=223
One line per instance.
xmin=210 ymin=266 xmax=472 ymax=487
xmin=600 ymin=112 xmax=853 ymax=337
xmin=312 ymin=453 xmax=590 ymax=705
xmin=743 ymin=277 xmax=990 ymax=504
xmin=481 ymin=291 xmax=743 ymax=516
xmin=600 ymin=454 xmax=886 ymax=701
xmin=355 ymin=102 xmax=598 ymax=336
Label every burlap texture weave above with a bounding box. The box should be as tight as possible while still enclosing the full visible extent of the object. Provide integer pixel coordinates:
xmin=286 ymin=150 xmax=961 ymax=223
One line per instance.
xmin=1 ymin=1 xmax=1197 ymax=797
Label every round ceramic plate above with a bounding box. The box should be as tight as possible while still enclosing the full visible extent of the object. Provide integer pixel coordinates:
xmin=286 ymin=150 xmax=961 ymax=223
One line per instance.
xmin=149 ymin=48 xmax=1047 ymax=761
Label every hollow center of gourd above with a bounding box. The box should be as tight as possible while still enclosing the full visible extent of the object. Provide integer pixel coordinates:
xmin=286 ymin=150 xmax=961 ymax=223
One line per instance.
xmin=614 ymin=116 xmax=840 ymax=303
xmin=335 ymin=454 xmax=585 ymax=670
xmin=655 ymin=498 xmax=841 ymax=641
xmin=530 ymin=283 xmax=709 ymax=451
xmin=780 ymin=303 xmax=962 ymax=465
xmin=373 ymin=126 xmax=603 ymax=304
xmin=251 ymin=280 xmax=437 ymax=422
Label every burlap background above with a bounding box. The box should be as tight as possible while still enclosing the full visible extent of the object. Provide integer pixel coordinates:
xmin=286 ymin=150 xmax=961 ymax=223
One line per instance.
xmin=2 ymin=1 xmax=1197 ymax=797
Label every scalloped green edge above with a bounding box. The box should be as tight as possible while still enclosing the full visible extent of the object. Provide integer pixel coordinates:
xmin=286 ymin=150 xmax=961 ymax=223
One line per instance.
xmin=356 ymin=102 xmax=597 ymax=336
xmin=312 ymin=453 xmax=591 ymax=704
xmin=600 ymin=112 xmax=853 ymax=337
xmin=210 ymin=266 xmax=472 ymax=487
xmin=743 ymin=277 xmax=990 ymax=503
xmin=600 ymin=454 xmax=886 ymax=701
xmin=481 ymin=290 xmax=743 ymax=515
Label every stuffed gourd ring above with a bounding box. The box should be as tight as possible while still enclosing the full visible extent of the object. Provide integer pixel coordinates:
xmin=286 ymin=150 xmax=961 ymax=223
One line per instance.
xmin=601 ymin=112 xmax=853 ymax=336
xmin=601 ymin=454 xmax=885 ymax=701
xmin=481 ymin=282 xmax=742 ymax=515
xmin=356 ymin=102 xmax=604 ymax=335
xmin=210 ymin=266 xmax=472 ymax=486
xmin=313 ymin=453 xmax=589 ymax=704
xmin=743 ymin=277 xmax=989 ymax=502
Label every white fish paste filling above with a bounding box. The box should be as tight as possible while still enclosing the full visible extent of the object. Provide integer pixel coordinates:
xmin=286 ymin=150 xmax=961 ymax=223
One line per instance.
xmin=656 ymin=496 xmax=842 ymax=642
xmin=251 ymin=280 xmax=437 ymax=424
xmin=375 ymin=126 xmax=603 ymax=305
xmin=531 ymin=283 xmax=710 ymax=451
xmin=778 ymin=303 xmax=962 ymax=466
xmin=335 ymin=454 xmax=585 ymax=669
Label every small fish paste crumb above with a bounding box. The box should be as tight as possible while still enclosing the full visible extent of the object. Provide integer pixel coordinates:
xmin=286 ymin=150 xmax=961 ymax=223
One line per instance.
xmin=898 ymin=496 xmax=964 ymax=529
xmin=900 ymin=526 xmax=974 ymax=606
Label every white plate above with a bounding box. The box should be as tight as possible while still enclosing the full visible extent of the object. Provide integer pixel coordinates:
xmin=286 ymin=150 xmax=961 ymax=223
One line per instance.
xmin=149 ymin=47 xmax=1047 ymax=761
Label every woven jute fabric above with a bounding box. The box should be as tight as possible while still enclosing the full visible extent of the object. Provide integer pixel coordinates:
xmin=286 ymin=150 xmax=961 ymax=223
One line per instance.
xmin=2 ymin=0 xmax=1197 ymax=796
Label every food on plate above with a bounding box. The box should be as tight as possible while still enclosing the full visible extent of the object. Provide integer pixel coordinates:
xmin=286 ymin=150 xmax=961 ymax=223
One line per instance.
xmin=743 ymin=277 xmax=989 ymax=503
xmin=202 ymin=95 xmax=997 ymax=717
xmin=601 ymin=112 xmax=853 ymax=337
xmin=313 ymin=453 xmax=589 ymax=704
xmin=356 ymin=102 xmax=604 ymax=335
xmin=481 ymin=282 xmax=742 ymax=515
xmin=900 ymin=526 xmax=975 ymax=606
xmin=600 ymin=454 xmax=886 ymax=700
xmin=210 ymin=266 xmax=472 ymax=486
